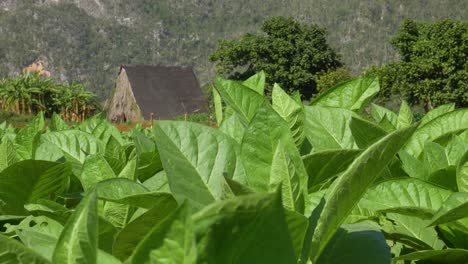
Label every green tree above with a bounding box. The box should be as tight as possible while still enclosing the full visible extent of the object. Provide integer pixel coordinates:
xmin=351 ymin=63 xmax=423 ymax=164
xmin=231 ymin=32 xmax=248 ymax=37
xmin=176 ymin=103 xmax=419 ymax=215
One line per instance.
xmin=369 ymin=19 xmax=467 ymax=111
xmin=209 ymin=16 xmax=342 ymax=98
xmin=315 ymin=67 xmax=355 ymax=94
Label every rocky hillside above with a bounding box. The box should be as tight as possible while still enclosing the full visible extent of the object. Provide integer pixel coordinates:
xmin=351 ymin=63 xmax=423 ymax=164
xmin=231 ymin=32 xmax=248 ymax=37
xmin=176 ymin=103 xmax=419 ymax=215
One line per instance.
xmin=0 ymin=0 xmax=466 ymax=99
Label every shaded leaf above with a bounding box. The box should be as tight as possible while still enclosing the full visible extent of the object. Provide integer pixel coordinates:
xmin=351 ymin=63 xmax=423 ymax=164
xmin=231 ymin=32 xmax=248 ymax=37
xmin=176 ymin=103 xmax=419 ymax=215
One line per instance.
xmin=127 ymin=202 xmax=196 ymax=264
xmin=112 ymin=195 xmax=178 ymax=261
xmin=457 ymin=151 xmax=468 ymax=192
xmin=0 ymin=160 xmax=70 ymax=215
xmin=302 ymin=149 xmax=360 ymax=191
xmin=194 ymin=192 xmax=296 ymax=263
xmin=429 ymin=192 xmax=468 ymax=226
xmin=349 ymin=116 xmax=387 ymax=148
xmin=317 ymin=223 xmax=391 ymax=264
xmin=96 ymin=178 xmax=173 ymax=209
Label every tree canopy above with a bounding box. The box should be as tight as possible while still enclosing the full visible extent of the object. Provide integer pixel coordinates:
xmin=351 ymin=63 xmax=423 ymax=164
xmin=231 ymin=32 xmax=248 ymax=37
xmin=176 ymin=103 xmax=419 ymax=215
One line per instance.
xmin=369 ymin=19 xmax=467 ymax=111
xmin=209 ymin=16 xmax=342 ymax=98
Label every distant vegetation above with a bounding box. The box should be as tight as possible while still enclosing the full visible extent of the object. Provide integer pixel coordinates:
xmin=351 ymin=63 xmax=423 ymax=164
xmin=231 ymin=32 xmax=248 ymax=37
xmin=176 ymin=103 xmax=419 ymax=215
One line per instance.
xmin=366 ymin=19 xmax=467 ymax=110
xmin=210 ymin=17 xmax=342 ymax=97
xmin=0 ymin=0 xmax=466 ymax=99
xmin=0 ymin=72 xmax=98 ymax=122
xmin=211 ymin=18 xmax=467 ymax=110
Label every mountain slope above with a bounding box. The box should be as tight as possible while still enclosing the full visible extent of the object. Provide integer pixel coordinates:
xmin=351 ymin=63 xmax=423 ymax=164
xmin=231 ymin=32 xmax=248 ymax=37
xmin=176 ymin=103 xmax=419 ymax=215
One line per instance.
xmin=0 ymin=0 xmax=466 ymax=99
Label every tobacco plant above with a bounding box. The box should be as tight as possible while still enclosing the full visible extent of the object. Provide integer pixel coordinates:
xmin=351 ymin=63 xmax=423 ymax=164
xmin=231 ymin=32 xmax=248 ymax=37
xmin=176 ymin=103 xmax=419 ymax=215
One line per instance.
xmin=0 ymin=72 xmax=467 ymax=264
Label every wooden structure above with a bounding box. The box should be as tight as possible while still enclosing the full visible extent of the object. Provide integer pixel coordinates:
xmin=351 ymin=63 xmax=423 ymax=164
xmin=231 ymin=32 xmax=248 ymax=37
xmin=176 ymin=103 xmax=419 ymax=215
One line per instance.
xmin=106 ymin=65 xmax=208 ymax=123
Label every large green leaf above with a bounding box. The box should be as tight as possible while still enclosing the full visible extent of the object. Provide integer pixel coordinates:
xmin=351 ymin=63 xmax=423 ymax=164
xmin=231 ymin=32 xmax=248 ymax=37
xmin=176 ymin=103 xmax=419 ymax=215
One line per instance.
xmin=15 ymin=112 xmax=44 ymax=160
xmin=214 ymin=77 xmax=267 ymax=124
xmin=52 ymin=189 xmax=98 ymax=264
xmin=193 ymin=192 xmax=296 ymax=263
xmin=0 ymin=233 xmax=50 ymax=264
xmin=0 ymin=137 xmax=18 ymax=172
xmin=445 ymin=135 xmax=467 ymax=166
xmin=458 ymin=151 xmax=468 ymax=192
xmin=370 ymin=104 xmax=398 ymax=129
xmin=50 ymin=113 xmax=69 ymax=132
xmin=142 ymin=171 xmax=170 ymax=193
xmin=242 ymin=70 xmax=265 ymax=95
xmin=112 ymin=195 xmax=178 ymax=261
xmin=35 ymin=130 xmax=104 ymax=174
xmin=302 ymin=149 xmax=360 ymax=191
xmin=304 ymin=106 xmax=357 ymax=150
xmin=429 ymin=192 xmax=468 ymax=226
xmin=399 ymin=150 xmax=430 ymax=180
xmin=127 ymin=202 xmax=196 ymax=264
xmin=284 ymin=209 xmax=309 ymax=259
xmin=419 ymin=103 xmax=455 ymax=127
xmin=89 ymin=120 xmax=124 ymax=146
xmin=311 ymin=77 xmax=379 ymax=112
xmin=404 ymin=109 xmax=468 ymax=157
xmin=80 ymin=155 xmax=116 ymax=191
xmin=96 ymin=178 xmax=173 ymax=209
xmin=423 ymin=142 xmax=450 ymax=173
xmin=382 ymin=213 xmax=445 ymax=250
xmin=272 ymin=83 xmax=305 ymax=146
xmin=241 ymin=105 xmax=307 ymax=212
xmin=0 ymin=160 xmax=71 ymax=215
xmin=309 ymin=126 xmax=417 ymax=263
xmin=4 ymin=216 xmax=63 ymax=260
xmin=359 ymin=178 xmax=452 ymax=217
xmin=219 ymin=113 xmax=245 ymax=145
xmin=154 ymin=121 xmax=242 ymax=210
xmin=132 ymin=130 xmax=162 ymax=182
xmin=394 ymin=249 xmax=468 ymax=263
xmin=317 ymin=223 xmax=391 ymax=264
xmin=397 ymin=101 xmax=413 ymax=129
xmin=349 ymin=116 xmax=387 ymax=148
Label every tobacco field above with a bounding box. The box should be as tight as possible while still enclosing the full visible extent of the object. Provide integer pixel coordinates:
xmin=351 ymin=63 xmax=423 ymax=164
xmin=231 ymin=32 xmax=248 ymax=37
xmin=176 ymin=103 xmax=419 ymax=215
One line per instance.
xmin=0 ymin=72 xmax=467 ymax=263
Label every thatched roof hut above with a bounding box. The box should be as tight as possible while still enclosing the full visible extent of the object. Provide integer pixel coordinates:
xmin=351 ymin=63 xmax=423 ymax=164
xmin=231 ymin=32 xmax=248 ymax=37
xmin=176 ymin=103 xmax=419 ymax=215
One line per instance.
xmin=107 ymin=65 xmax=208 ymax=123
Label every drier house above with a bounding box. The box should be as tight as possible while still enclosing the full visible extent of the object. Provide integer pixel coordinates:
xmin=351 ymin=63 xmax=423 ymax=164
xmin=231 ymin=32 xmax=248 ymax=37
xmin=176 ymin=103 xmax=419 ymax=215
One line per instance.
xmin=107 ymin=65 xmax=208 ymax=122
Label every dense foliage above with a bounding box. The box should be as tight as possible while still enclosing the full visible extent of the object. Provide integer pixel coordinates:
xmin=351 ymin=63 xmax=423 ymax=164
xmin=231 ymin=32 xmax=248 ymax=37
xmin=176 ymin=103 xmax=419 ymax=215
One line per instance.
xmin=315 ymin=67 xmax=355 ymax=95
xmin=0 ymin=72 xmax=98 ymax=121
xmin=367 ymin=19 xmax=468 ymax=110
xmin=0 ymin=1 xmax=465 ymax=98
xmin=0 ymin=72 xmax=467 ymax=263
xmin=210 ymin=17 xmax=342 ymax=97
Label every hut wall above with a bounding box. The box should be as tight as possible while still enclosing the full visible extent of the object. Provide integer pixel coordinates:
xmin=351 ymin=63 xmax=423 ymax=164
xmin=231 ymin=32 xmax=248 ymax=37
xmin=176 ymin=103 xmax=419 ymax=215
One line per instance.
xmin=106 ymin=69 xmax=144 ymax=123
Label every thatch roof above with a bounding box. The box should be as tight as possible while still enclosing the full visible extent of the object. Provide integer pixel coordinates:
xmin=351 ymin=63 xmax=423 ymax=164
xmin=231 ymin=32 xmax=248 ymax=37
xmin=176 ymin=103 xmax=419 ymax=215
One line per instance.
xmin=107 ymin=65 xmax=208 ymax=122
